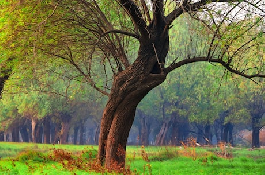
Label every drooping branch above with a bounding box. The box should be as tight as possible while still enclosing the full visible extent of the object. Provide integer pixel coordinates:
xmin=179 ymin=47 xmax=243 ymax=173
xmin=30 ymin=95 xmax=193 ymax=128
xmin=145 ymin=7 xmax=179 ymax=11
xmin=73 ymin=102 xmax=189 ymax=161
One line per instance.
xmin=117 ymin=0 xmax=148 ymax=35
xmin=164 ymin=57 xmax=265 ymax=79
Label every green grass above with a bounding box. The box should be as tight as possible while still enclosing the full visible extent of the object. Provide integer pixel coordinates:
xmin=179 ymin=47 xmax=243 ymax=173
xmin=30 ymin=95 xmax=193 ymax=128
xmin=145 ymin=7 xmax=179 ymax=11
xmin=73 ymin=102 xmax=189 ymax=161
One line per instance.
xmin=0 ymin=142 xmax=265 ymax=174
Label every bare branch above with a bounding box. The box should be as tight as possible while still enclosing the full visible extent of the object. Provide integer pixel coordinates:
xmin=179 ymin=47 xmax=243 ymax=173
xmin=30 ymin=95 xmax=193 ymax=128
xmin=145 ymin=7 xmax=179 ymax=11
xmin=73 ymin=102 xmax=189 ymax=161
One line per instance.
xmin=164 ymin=57 xmax=265 ymax=79
xmin=102 ymin=30 xmax=140 ymax=39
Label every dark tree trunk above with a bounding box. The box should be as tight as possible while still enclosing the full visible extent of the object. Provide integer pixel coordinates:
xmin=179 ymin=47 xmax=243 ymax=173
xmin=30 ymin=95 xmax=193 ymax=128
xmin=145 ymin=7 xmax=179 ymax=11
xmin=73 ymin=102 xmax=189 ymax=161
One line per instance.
xmin=252 ymin=115 xmax=261 ymax=148
xmin=0 ymin=75 xmax=9 ymax=98
xmin=73 ymin=126 xmax=79 ymax=145
xmin=252 ymin=128 xmax=260 ymax=148
xmin=170 ymin=117 xmax=179 ymax=146
xmin=0 ymin=131 xmax=4 ymax=141
xmin=140 ymin=112 xmax=150 ymax=146
xmin=43 ymin=116 xmax=51 ymax=144
xmin=197 ymin=124 xmax=204 ymax=145
xmin=204 ymin=122 xmax=211 ymax=145
xmin=222 ymin=122 xmax=233 ymax=144
xmin=12 ymin=127 xmax=20 ymax=142
xmin=79 ymin=121 xmax=85 ymax=145
xmin=155 ymin=120 xmax=170 ymax=145
xmin=94 ymin=124 xmax=100 ymax=145
xmin=35 ymin=123 xmax=43 ymax=143
xmin=97 ymin=6 xmax=169 ymax=168
xmin=60 ymin=113 xmax=71 ymax=144
xmin=20 ymin=125 xmax=29 ymax=142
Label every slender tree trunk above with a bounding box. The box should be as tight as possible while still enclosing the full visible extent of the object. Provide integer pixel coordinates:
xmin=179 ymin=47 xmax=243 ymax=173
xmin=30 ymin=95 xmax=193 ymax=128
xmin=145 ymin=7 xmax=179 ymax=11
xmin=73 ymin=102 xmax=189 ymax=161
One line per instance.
xmin=60 ymin=113 xmax=71 ymax=144
xmin=0 ymin=131 xmax=4 ymax=141
xmin=140 ymin=113 xmax=149 ymax=146
xmin=12 ymin=127 xmax=20 ymax=142
xmin=252 ymin=115 xmax=261 ymax=148
xmin=73 ymin=126 xmax=79 ymax=145
xmin=204 ymin=122 xmax=211 ymax=145
xmin=20 ymin=125 xmax=29 ymax=142
xmin=43 ymin=116 xmax=51 ymax=144
xmin=35 ymin=123 xmax=43 ymax=143
xmin=197 ymin=124 xmax=204 ymax=145
xmin=79 ymin=122 xmax=85 ymax=145
xmin=94 ymin=124 xmax=100 ymax=145
xmin=155 ymin=120 xmax=170 ymax=145
xmin=31 ymin=118 xmax=37 ymax=143
xmin=170 ymin=118 xmax=179 ymax=146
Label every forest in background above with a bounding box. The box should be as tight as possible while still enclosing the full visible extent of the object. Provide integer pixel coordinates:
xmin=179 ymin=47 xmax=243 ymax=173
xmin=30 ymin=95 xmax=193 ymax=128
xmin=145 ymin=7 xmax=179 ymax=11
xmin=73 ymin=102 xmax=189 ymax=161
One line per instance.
xmin=0 ymin=1 xmax=264 ymax=169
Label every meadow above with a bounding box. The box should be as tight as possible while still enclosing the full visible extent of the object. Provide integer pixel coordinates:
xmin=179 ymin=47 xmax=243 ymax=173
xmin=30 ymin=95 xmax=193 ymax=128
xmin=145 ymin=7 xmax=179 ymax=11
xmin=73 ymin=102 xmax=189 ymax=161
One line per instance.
xmin=0 ymin=142 xmax=264 ymax=174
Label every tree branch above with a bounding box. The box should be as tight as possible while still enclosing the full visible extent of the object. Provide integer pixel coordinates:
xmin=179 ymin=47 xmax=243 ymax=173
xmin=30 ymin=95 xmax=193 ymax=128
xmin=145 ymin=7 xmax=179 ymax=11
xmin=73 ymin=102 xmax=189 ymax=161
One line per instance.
xmin=164 ymin=57 xmax=265 ymax=79
xmin=102 ymin=30 xmax=140 ymax=39
xmin=117 ymin=0 xmax=148 ymax=35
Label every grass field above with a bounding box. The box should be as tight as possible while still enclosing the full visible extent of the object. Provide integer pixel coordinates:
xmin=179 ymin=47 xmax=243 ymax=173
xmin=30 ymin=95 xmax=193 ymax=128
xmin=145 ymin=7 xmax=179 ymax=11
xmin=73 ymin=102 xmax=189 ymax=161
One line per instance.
xmin=0 ymin=142 xmax=265 ymax=174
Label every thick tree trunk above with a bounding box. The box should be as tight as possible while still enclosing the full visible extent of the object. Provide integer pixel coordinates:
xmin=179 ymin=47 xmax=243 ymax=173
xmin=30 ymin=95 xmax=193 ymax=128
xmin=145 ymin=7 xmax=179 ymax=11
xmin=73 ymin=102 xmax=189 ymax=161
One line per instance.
xmin=98 ymin=71 xmax=166 ymax=168
xmin=97 ymin=17 xmax=169 ymax=168
xmin=43 ymin=116 xmax=51 ymax=144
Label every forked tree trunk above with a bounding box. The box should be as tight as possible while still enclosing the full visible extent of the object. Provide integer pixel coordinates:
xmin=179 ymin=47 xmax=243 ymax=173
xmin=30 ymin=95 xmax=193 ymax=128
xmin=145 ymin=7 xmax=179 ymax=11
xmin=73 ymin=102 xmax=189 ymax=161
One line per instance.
xmin=97 ymin=59 xmax=167 ymax=168
xmin=97 ymin=14 xmax=169 ymax=168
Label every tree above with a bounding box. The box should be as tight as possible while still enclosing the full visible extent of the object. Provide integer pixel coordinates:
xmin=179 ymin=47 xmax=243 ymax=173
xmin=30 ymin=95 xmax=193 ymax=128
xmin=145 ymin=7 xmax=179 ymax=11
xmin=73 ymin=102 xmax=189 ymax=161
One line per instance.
xmin=2 ymin=0 xmax=265 ymax=169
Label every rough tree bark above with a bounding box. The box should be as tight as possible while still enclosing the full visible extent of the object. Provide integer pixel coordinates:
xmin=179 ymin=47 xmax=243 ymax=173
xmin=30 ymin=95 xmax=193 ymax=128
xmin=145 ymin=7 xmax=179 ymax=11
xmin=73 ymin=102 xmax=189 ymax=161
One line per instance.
xmin=97 ymin=3 xmax=169 ymax=167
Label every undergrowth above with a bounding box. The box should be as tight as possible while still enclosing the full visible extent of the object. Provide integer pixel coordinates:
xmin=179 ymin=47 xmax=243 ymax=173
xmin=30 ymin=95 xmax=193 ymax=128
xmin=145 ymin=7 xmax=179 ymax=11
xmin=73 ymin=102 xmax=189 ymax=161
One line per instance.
xmin=0 ymin=141 xmax=264 ymax=174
